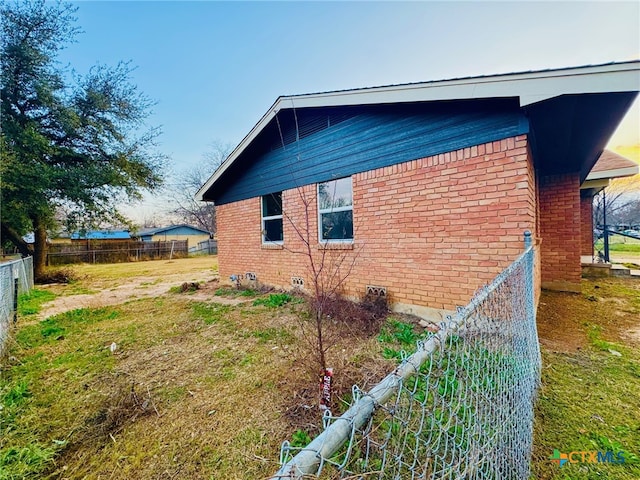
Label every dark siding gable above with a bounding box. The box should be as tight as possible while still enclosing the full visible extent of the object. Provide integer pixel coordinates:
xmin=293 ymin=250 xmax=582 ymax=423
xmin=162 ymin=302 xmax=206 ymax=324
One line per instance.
xmin=212 ymin=99 xmax=528 ymax=205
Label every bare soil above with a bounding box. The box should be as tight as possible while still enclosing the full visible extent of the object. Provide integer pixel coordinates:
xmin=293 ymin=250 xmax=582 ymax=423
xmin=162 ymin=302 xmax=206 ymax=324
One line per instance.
xmin=536 ymin=277 xmax=640 ymax=353
xmin=37 ymin=270 xmax=245 ymax=320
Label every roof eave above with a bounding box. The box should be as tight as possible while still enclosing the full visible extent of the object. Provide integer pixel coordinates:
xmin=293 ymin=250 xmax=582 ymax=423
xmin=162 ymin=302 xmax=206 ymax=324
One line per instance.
xmin=197 ymin=61 xmax=640 ymax=202
xmin=585 ymin=165 xmax=639 ymax=181
xmin=196 ymin=97 xmax=283 ymax=202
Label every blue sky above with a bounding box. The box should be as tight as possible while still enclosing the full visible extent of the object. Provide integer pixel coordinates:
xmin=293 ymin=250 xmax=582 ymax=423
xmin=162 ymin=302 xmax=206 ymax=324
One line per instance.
xmin=61 ymin=1 xmax=640 ymax=221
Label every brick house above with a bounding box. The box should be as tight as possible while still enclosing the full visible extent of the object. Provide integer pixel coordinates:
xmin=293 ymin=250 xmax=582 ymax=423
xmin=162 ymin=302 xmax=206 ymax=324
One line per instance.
xmin=197 ymin=62 xmax=639 ymax=320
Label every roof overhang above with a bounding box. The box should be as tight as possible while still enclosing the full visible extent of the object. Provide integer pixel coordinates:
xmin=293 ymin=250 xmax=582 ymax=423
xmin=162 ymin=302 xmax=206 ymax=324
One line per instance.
xmin=197 ymin=61 xmax=640 ymax=202
xmin=580 ymin=178 xmax=611 ymax=191
xmin=585 ymin=165 xmax=639 ymax=181
xmin=580 ymin=150 xmax=639 ymax=191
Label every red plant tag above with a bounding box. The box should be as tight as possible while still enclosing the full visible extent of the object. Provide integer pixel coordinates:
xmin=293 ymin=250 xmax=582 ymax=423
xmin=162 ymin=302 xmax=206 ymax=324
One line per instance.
xmin=319 ymin=368 xmax=333 ymax=410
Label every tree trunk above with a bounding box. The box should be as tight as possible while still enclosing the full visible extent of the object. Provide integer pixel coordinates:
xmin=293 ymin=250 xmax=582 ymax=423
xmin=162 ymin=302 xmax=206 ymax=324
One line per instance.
xmin=32 ymin=217 xmax=48 ymax=281
xmin=1 ymin=223 xmax=34 ymax=257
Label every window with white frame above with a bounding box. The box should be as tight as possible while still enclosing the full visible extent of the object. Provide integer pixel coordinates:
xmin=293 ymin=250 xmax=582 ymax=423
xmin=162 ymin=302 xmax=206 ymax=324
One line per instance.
xmin=262 ymin=192 xmax=283 ymax=243
xmin=318 ymin=177 xmax=353 ymax=242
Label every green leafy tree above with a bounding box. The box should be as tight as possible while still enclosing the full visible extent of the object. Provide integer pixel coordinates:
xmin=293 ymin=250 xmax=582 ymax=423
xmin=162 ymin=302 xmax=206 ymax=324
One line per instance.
xmin=0 ymin=0 xmax=164 ymax=279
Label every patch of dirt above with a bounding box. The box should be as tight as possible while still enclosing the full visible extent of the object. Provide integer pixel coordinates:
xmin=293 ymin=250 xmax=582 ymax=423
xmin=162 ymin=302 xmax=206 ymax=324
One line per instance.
xmin=37 ymin=270 xmax=245 ymax=320
xmin=537 ymin=277 xmax=640 ymax=352
xmin=536 ymin=293 xmax=589 ymax=353
xmin=626 ymin=326 xmax=640 ymax=343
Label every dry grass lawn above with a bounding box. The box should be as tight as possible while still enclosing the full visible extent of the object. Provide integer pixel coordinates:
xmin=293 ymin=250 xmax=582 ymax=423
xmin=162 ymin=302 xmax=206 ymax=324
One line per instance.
xmin=2 ymin=257 xmax=639 ymax=479
xmin=533 ymin=277 xmax=640 ymax=480
xmin=1 ymin=257 xmax=391 ymax=479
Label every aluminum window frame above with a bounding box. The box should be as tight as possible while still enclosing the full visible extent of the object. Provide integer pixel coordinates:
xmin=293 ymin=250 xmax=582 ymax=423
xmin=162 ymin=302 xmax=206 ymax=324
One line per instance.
xmin=317 ymin=177 xmax=354 ymax=243
xmin=261 ymin=192 xmax=284 ymax=244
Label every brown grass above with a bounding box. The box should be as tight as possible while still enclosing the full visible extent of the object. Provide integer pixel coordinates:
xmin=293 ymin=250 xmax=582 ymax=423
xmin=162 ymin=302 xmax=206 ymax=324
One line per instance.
xmin=13 ymin=259 xmax=637 ymax=479
xmin=533 ymin=277 xmax=640 ymax=480
xmin=52 ymin=256 xmax=219 ymax=290
xmin=3 ymin=257 xmax=393 ymax=479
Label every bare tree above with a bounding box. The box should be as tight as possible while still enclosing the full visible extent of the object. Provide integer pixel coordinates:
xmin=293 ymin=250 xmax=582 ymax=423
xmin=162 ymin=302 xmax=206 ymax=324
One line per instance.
xmin=168 ymin=141 xmax=232 ymax=233
xmin=594 ymin=174 xmax=640 ymax=229
xmin=284 ymin=188 xmax=359 ymax=362
xmin=616 ymin=198 xmax=640 ymax=227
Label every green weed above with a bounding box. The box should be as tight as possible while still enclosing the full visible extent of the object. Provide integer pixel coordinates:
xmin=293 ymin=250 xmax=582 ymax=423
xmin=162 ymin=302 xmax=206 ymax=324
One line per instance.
xmin=253 ymin=293 xmax=293 ymax=308
xmin=378 ymin=319 xmax=425 ymax=359
xmin=215 ymin=287 xmax=259 ymax=297
xmin=0 ymin=444 xmax=57 ymax=480
xmin=290 ymin=429 xmax=312 ymax=448
xmin=17 ymin=289 xmax=57 ymax=317
xmin=16 ymin=308 xmax=120 ymax=348
xmin=378 ymin=319 xmax=420 ymax=345
xmin=587 ymin=325 xmax=623 ymax=353
xmin=191 ymin=302 xmax=232 ymax=325
xmin=248 ymin=327 xmax=293 ymax=344
xmin=1 ymin=379 xmax=31 ymax=408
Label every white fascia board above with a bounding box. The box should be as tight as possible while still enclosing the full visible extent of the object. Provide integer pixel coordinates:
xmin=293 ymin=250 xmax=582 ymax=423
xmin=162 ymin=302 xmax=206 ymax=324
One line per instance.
xmin=580 ymin=178 xmax=610 ymax=190
xmin=196 ymin=61 xmax=640 ymax=201
xmin=585 ymin=165 xmax=639 ymax=181
xmin=281 ymin=64 xmax=640 ymax=108
xmin=518 ymin=68 xmax=640 ymax=106
xmin=285 ymin=64 xmax=640 ymax=108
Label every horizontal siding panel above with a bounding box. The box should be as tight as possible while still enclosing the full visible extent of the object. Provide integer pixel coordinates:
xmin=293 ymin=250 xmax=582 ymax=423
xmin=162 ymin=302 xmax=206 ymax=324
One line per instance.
xmin=213 ymin=101 xmax=528 ymax=205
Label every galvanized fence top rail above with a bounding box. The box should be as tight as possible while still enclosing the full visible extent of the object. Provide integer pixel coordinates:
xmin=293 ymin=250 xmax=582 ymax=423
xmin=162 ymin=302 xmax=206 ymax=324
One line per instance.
xmin=0 ymin=257 xmax=34 ymax=358
xmin=271 ymin=231 xmax=540 ymax=479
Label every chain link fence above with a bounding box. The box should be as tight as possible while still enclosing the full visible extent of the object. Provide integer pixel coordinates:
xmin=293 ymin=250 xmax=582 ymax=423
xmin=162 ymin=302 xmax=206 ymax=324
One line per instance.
xmin=272 ymin=232 xmax=540 ymax=479
xmin=1 ymin=257 xmax=34 ymax=357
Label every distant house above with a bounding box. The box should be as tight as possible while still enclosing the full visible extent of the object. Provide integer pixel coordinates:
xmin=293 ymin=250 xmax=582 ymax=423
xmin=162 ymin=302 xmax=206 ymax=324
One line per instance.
xmin=136 ymin=225 xmax=211 ymax=248
xmin=580 ymin=150 xmax=639 ymax=254
xmin=70 ymin=230 xmax=131 ymax=241
xmin=197 ymin=61 xmax=639 ymax=320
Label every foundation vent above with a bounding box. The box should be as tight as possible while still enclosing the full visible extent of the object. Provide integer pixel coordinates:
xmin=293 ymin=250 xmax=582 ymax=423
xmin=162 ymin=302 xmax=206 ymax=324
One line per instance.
xmin=366 ymin=285 xmax=387 ymax=297
xmin=291 ymin=276 xmax=305 ymax=288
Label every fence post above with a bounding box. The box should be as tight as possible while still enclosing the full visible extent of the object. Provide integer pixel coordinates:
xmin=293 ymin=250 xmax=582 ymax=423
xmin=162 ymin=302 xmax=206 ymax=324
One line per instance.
xmin=524 ymin=230 xmax=542 ymax=379
xmin=523 ymin=230 xmax=534 ymax=324
xmin=13 ymin=276 xmax=19 ymax=325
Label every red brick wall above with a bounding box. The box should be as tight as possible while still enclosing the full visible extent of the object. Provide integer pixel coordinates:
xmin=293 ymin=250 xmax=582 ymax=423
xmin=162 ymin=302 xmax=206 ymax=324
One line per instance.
xmin=580 ymin=194 xmax=594 ymax=256
xmin=217 ymin=135 xmax=537 ymax=317
xmin=538 ymin=173 xmax=582 ymax=292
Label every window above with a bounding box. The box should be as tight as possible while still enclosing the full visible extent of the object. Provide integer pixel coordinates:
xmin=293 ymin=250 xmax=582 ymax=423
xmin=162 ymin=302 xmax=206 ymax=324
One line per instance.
xmin=318 ymin=177 xmax=353 ymax=242
xmin=262 ymin=192 xmax=283 ymax=243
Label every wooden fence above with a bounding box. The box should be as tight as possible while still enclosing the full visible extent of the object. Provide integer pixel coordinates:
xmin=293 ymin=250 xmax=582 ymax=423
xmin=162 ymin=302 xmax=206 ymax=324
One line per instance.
xmin=47 ymin=240 xmax=188 ymax=265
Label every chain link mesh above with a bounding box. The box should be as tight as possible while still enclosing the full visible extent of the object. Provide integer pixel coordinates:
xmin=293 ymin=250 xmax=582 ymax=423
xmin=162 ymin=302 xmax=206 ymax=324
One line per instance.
xmin=1 ymin=257 xmax=34 ymax=357
xmin=273 ymin=240 xmax=539 ymax=479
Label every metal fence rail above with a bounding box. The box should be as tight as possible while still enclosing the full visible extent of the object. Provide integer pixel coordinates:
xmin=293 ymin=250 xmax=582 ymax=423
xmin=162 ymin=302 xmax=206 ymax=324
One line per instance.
xmin=0 ymin=257 xmax=34 ymax=357
xmin=272 ymin=232 xmax=540 ymax=479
